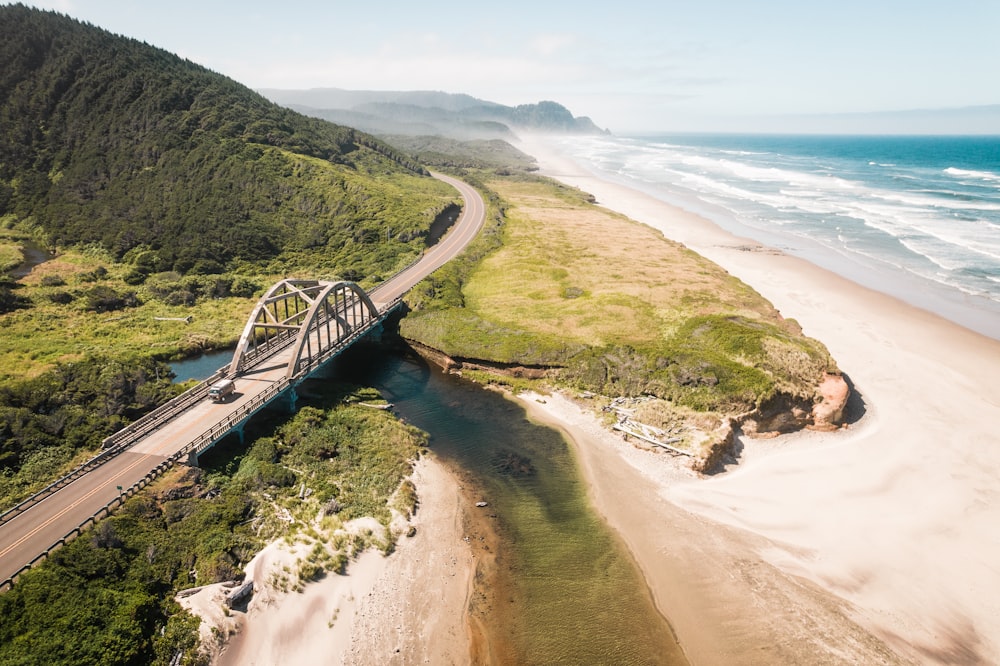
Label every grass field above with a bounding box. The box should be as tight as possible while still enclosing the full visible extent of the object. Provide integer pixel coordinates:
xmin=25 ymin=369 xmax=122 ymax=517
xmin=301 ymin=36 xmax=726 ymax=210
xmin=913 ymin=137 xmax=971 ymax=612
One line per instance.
xmin=0 ymin=248 xmax=256 ymax=381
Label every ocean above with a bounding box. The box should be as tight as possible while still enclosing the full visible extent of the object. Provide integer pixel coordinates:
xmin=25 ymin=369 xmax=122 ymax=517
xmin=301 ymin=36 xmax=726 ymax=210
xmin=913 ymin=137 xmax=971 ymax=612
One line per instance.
xmin=548 ymin=134 xmax=1000 ymax=339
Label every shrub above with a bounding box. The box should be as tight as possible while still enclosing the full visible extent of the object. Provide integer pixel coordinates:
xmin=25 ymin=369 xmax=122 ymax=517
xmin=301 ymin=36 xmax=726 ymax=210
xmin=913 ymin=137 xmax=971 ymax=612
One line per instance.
xmin=85 ymin=285 xmax=140 ymax=312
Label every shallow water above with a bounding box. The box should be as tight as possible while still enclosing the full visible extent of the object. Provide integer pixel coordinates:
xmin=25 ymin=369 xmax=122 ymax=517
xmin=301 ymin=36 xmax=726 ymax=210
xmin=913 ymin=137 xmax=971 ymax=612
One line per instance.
xmin=169 ymin=348 xmax=232 ymax=383
xmin=8 ymin=239 xmax=51 ymax=279
xmin=338 ymin=347 xmax=686 ymax=664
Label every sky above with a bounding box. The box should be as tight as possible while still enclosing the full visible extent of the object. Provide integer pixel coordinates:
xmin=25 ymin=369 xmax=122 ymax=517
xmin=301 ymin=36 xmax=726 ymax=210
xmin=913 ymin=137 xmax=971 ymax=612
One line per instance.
xmin=14 ymin=0 xmax=1000 ymax=133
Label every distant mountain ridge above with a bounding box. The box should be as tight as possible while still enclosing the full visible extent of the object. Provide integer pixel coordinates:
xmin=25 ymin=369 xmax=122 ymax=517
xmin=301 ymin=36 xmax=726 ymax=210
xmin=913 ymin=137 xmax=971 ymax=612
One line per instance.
xmin=259 ymin=88 xmax=608 ymax=139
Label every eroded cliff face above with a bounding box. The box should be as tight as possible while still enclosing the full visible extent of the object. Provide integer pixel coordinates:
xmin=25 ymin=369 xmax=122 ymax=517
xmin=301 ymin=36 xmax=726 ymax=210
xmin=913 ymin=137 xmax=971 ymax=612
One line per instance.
xmin=742 ymin=372 xmax=850 ymax=437
xmin=695 ymin=372 xmax=850 ymax=473
xmin=811 ymin=373 xmax=851 ymax=430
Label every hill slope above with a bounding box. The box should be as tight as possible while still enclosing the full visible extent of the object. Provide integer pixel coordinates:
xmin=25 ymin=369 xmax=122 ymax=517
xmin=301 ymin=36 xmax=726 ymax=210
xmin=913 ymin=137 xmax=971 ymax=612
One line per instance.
xmin=0 ymin=5 xmax=454 ymax=277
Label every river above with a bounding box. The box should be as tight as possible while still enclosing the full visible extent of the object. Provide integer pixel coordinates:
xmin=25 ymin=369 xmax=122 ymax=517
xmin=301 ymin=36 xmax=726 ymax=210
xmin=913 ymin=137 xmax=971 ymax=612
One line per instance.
xmin=7 ymin=239 xmax=51 ymax=280
xmin=172 ymin=343 xmax=686 ymax=663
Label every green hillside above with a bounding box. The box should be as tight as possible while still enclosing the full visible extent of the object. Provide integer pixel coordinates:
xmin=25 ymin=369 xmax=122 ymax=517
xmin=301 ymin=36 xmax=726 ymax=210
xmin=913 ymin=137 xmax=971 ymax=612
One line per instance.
xmin=0 ymin=4 xmax=455 ymax=279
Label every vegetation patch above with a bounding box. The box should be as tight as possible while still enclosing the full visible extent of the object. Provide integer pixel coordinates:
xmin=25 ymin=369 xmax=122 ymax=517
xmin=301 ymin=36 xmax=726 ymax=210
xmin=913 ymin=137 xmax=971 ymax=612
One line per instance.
xmin=0 ymin=380 xmax=423 ymax=665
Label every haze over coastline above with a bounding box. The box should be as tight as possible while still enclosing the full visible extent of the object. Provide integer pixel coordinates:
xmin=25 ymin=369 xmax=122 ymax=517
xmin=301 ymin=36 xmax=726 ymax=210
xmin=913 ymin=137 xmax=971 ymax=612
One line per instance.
xmin=14 ymin=0 xmax=1000 ymax=134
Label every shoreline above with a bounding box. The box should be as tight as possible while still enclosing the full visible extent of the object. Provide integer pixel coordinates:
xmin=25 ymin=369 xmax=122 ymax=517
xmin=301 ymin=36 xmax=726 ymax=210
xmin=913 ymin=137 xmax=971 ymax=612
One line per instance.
xmin=534 ymin=134 xmax=1000 ymax=343
xmin=515 ymin=134 xmax=1000 ymax=664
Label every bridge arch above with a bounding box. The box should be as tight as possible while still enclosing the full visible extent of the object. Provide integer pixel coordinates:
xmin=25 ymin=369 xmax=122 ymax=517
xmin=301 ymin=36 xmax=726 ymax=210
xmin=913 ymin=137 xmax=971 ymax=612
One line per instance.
xmin=228 ymin=279 xmax=380 ymax=379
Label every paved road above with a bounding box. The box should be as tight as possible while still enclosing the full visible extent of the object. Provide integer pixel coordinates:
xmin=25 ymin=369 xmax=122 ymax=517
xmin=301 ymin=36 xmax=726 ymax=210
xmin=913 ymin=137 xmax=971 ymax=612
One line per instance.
xmin=371 ymin=172 xmax=486 ymax=304
xmin=0 ymin=171 xmax=486 ymax=586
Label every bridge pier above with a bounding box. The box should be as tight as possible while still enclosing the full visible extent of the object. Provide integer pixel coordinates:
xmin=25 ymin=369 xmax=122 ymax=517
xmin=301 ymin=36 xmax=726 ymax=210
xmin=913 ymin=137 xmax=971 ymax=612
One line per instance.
xmin=283 ymin=388 xmax=298 ymax=414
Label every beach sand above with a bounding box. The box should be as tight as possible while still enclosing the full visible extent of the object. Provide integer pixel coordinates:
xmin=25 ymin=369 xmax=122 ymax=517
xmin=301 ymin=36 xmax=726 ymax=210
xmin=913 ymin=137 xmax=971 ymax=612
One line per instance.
xmin=183 ymin=456 xmax=474 ymax=666
xmin=515 ymin=135 xmax=1000 ymax=664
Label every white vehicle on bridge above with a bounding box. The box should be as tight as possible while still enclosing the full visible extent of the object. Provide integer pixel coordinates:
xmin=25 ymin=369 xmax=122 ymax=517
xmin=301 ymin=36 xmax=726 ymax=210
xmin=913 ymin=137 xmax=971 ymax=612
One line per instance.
xmin=208 ymin=378 xmax=235 ymax=403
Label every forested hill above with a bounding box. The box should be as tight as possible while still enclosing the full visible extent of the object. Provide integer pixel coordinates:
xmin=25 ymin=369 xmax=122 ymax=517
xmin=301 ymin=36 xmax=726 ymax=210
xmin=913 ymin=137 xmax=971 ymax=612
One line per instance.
xmin=0 ymin=5 xmax=447 ymax=275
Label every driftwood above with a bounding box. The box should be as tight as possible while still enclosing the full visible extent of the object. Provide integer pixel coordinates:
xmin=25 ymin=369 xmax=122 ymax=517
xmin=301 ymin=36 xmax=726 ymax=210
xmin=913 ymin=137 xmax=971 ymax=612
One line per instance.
xmin=358 ymin=402 xmax=394 ymax=410
xmin=225 ymin=580 xmax=254 ymax=608
xmin=154 ymin=315 xmax=193 ymax=324
xmin=612 ymin=422 xmax=692 ymax=457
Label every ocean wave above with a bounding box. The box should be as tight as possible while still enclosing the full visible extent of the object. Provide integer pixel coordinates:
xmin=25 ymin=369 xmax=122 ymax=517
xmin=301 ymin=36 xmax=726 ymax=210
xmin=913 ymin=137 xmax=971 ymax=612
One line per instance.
xmin=944 ymin=167 xmax=1000 ymax=183
xmin=682 ymin=155 xmax=860 ymax=192
xmin=871 ymin=191 xmax=1000 ymax=212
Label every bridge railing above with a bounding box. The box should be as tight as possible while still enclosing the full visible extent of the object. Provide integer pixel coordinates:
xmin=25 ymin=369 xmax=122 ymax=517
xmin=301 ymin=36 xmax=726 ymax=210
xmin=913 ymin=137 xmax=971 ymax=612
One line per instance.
xmin=291 ymin=298 xmax=403 ymax=380
xmin=100 ymin=369 xmax=228 ymax=451
xmin=183 ymin=379 xmax=293 ymax=460
xmin=0 ymin=368 xmax=227 ymax=526
xmin=0 ymin=441 xmax=198 ymax=592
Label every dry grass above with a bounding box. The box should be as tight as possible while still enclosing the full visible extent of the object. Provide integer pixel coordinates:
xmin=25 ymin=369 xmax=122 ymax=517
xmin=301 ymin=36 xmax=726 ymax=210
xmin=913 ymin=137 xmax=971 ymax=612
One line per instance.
xmin=467 ymin=178 xmax=792 ymax=347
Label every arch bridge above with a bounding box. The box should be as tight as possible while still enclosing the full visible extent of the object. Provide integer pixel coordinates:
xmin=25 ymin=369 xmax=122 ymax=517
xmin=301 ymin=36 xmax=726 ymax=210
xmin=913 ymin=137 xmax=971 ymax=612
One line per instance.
xmin=0 ymin=170 xmax=486 ymax=592
xmin=228 ymin=278 xmax=386 ymax=381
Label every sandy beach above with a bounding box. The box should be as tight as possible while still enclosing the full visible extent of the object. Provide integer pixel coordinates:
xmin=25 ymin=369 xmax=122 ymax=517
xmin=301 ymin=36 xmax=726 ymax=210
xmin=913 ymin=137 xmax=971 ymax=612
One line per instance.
xmin=515 ymin=134 xmax=1000 ymax=664
xmin=182 ymin=456 xmax=475 ymax=665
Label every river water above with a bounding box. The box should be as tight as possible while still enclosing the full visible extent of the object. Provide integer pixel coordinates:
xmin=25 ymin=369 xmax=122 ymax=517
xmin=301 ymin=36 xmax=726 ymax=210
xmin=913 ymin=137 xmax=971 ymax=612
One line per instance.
xmin=7 ymin=239 xmax=51 ymax=279
xmin=172 ymin=344 xmax=686 ymax=663
xmin=339 ymin=346 xmax=685 ymax=664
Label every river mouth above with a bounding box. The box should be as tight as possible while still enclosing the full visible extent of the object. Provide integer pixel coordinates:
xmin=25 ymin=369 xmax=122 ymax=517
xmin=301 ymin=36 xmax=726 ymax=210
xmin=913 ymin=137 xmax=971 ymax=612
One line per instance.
xmin=337 ymin=343 xmax=687 ymax=664
xmin=170 ymin=340 xmax=687 ymax=663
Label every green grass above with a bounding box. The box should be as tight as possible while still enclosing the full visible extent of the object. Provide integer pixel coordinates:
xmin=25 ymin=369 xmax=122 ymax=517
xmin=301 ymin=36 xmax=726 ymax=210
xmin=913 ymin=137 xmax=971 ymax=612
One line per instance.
xmin=0 ymin=248 xmax=256 ymax=380
xmin=0 ymin=239 xmax=22 ymax=273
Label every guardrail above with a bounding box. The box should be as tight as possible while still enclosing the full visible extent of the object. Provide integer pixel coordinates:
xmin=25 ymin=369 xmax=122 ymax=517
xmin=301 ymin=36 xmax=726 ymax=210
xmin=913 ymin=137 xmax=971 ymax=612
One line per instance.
xmin=0 ymin=452 xmax=185 ymax=592
xmin=0 ymin=367 xmax=229 ymax=527
xmin=0 ymin=447 xmax=126 ymax=528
